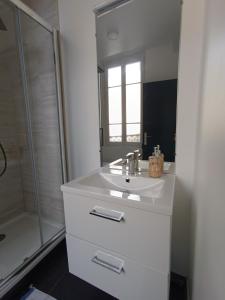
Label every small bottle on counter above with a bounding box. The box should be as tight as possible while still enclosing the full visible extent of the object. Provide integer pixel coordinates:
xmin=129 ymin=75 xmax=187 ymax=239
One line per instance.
xmin=156 ymin=145 xmax=164 ymax=173
xmin=148 ymin=146 xmax=164 ymax=178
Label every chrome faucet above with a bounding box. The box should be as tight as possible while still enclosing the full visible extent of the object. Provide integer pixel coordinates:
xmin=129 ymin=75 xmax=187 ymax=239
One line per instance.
xmin=133 ymin=149 xmax=142 ymax=172
xmin=125 ymin=149 xmax=142 ymax=174
xmin=126 ymin=152 xmax=135 ymax=174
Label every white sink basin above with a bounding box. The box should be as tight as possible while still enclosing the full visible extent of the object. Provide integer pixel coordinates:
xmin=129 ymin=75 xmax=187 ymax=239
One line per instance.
xmin=77 ymin=171 xmax=164 ymax=198
xmin=100 ymin=172 xmax=164 ymax=192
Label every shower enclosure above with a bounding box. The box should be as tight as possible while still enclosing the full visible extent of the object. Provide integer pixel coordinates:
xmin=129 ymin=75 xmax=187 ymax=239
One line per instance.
xmin=0 ymin=0 xmax=67 ymax=296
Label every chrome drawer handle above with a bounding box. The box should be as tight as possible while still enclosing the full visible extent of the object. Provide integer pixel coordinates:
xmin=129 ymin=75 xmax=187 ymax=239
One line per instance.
xmin=91 ymin=251 xmax=124 ymax=274
xmin=89 ymin=206 xmax=125 ymax=222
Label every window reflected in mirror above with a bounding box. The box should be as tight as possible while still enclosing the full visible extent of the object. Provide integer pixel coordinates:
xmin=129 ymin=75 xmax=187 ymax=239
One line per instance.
xmin=107 ymin=62 xmax=141 ymax=143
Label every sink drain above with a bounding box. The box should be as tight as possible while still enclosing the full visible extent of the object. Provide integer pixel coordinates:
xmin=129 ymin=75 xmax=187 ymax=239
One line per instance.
xmin=0 ymin=234 xmax=6 ymax=242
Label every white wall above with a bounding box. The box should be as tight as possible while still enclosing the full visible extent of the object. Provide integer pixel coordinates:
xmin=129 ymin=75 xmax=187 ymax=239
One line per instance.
xmin=144 ymin=43 xmax=179 ymax=83
xmin=58 ymin=0 xmax=104 ymax=178
xmin=190 ymin=0 xmax=225 ymax=299
xmin=172 ymin=0 xmax=206 ymax=276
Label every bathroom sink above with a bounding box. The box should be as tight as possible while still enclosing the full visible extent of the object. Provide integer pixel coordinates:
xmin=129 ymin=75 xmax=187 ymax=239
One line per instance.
xmin=76 ymin=170 xmax=164 ymax=198
xmin=61 ymin=166 xmax=175 ymax=215
xmin=99 ymin=172 xmax=164 ymax=192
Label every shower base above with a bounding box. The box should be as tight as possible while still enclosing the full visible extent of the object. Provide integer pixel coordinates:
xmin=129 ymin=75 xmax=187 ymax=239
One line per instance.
xmin=0 ymin=213 xmax=62 ymax=281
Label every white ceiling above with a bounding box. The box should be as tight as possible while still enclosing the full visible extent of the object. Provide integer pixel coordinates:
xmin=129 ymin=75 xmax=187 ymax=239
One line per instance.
xmin=96 ymin=0 xmax=181 ymax=61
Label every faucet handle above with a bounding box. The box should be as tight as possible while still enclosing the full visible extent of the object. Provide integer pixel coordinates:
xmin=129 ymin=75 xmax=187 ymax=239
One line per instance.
xmin=133 ymin=149 xmax=142 ymax=159
xmin=126 ymin=152 xmax=135 ymax=160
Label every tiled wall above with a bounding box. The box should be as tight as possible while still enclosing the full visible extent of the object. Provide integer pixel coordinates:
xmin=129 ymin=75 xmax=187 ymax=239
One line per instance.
xmin=21 ymin=0 xmax=59 ymax=29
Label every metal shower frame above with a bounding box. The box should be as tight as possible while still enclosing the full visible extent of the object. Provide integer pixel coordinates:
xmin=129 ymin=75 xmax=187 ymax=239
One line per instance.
xmin=0 ymin=0 xmax=68 ymax=296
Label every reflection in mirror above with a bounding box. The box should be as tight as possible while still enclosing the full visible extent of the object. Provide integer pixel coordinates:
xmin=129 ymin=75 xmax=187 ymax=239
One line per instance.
xmin=96 ymin=0 xmax=181 ymax=165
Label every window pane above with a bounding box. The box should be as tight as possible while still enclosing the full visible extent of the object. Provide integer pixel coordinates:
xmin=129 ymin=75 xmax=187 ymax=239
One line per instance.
xmin=108 ymin=66 xmax=121 ymax=87
xmin=126 ymin=83 xmax=141 ymax=123
xmin=108 ymin=87 xmax=122 ymax=124
xmin=126 ymin=62 xmax=141 ymax=84
xmin=126 ymin=123 xmax=141 ymax=143
xmin=109 ymin=124 xmax=122 ymax=142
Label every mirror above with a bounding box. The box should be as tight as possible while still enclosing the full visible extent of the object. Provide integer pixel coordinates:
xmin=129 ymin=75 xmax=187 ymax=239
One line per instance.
xmin=95 ymin=0 xmax=181 ymax=165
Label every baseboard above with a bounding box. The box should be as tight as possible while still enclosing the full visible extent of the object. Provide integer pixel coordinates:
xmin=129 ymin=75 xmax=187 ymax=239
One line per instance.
xmin=170 ymin=272 xmax=188 ymax=300
xmin=186 ymin=278 xmax=191 ymax=300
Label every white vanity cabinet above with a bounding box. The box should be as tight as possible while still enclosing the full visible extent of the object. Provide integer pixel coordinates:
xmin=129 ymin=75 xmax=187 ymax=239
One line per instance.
xmin=61 ymin=169 xmax=175 ymax=300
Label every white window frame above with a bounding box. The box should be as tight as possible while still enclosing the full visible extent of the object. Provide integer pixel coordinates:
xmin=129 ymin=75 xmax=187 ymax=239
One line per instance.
xmin=103 ymin=54 xmax=143 ymax=146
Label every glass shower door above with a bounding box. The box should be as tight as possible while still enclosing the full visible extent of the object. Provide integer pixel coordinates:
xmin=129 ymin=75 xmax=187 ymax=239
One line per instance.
xmin=0 ymin=0 xmax=66 ymax=289
xmin=0 ymin=0 xmax=42 ymax=282
xmin=17 ymin=10 xmax=65 ymax=244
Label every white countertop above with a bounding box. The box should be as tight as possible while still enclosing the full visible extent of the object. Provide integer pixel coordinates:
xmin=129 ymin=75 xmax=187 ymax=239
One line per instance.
xmin=61 ymin=163 xmax=175 ymax=216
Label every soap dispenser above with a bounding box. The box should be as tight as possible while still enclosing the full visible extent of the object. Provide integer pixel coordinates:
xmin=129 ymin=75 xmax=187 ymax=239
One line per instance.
xmin=148 ymin=146 xmax=163 ymax=178
xmin=156 ymin=145 xmax=164 ymax=172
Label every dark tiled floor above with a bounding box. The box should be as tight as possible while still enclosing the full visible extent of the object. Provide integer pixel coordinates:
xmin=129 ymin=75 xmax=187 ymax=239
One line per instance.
xmin=3 ymin=240 xmax=187 ymax=300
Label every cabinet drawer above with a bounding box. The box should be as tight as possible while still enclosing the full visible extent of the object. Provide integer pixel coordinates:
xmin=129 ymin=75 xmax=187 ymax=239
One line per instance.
xmin=63 ymin=194 xmax=171 ymax=273
xmin=66 ymin=234 xmax=169 ymax=300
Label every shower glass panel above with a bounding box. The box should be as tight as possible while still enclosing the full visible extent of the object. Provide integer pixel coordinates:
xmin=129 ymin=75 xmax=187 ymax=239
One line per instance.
xmin=0 ymin=0 xmax=65 ymax=286
xmin=18 ymin=10 xmax=65 ymax=244
xmin=0 ymin=0 xmax=42 ymax=281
